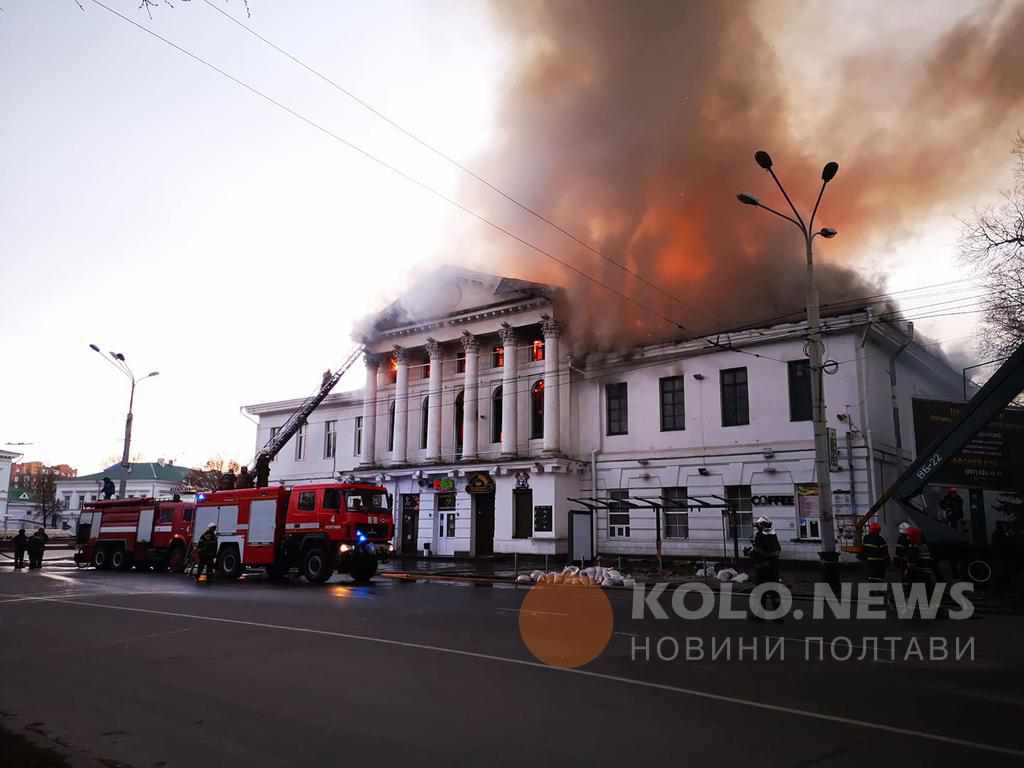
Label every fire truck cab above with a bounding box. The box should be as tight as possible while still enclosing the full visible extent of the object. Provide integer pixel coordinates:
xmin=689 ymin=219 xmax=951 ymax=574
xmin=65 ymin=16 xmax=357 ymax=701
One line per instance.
xmin=76 ymin=497 xmax=195 ymax=572
xmin=193 ymin=481 xmax=393 ymax=583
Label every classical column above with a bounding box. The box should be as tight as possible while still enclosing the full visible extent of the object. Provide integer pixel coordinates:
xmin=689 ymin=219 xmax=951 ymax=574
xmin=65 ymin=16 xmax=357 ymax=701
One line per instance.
xmin=392 ymin=346 xmax=409 ymax=464
xmin=499 ymin=323 xmax=518 ymax=457
xmin=542 ymin=316 xmax=562 ymax=455
xmin=461 ymin=332 xmax=480 ymax=461
xmin=359 ymin=352 xmax=379 ymax=467
xmin=425 ymin=338 xmax=443 ymax=463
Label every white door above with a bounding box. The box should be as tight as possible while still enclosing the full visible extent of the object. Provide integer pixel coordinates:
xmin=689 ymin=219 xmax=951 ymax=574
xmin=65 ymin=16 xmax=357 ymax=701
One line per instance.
xmin=249 ymin=500 xmax=277 ymax=545
xmin=436 ymin=512 xmax=458 ymax=556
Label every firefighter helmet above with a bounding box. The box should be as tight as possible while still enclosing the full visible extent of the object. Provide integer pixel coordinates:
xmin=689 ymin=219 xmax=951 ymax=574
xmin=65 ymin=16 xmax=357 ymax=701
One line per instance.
xmin=754 ymin=515 xmax=773 ymax=531
xmin=867 ymin=521 xmax=881 ymax=534
xmin=898 ymin=521 xmax=912 ymax=534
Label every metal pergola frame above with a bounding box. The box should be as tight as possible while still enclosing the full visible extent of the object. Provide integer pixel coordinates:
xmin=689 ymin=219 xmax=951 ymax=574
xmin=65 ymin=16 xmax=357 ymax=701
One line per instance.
xmin=567 ymin=494 xmax=744 ymax=565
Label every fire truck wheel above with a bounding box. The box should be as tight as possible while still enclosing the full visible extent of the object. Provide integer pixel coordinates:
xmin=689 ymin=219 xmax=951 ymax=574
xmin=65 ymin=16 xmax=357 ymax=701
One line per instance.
xmin=166 ymin=544 xmax=186 ymax=573
xmin=351 ymin=555 xmax=377 ymax=584
xmin=93 ymin=547 xmax=110 ymax=570
xmin=302 ymin=546 xmax=333 ymax=584
xmin=218 ymin=547 xmax=243 ymax=580
xmin=110 ymin=548 xmax=131 ymax=571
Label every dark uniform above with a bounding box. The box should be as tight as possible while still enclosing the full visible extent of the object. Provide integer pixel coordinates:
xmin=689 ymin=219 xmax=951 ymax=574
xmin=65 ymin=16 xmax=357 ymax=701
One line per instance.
xmin=27 ymin=529 xmax=48 ymax=570
xmin=940 ymin=490 xmax=964 ymax=530
xmin=860 ymin=528 xmax=889 ymax=581
xmin=220 ymin=471 xmax=237 ymax=491
xmin=12 ymin=529 xmax=27 ymax=569
xmin=254 ymin=455 xmax=270 ymax=488
xmin=195 ymin=527 xmax=218 ymax=583
xmin=748 ymin=522 xmax=782 ymax=615
xmin=236 ymin=466 xmax=253 ymax=489
xmin=102 ymin=477 xmax=116 ymax=500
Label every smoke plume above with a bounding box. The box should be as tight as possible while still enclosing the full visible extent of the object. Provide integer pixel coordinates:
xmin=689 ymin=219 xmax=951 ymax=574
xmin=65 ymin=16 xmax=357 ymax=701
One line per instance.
xmin=455 ymin=0 xmax=1024 ymax=350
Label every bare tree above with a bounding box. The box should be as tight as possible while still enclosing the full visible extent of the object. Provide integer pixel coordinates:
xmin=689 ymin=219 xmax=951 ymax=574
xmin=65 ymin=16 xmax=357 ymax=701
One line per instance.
xmin=26 ymin=472 xmax=62 ymax=528
xmin=184 ymin=458 xmax=240 ymax=491
xmin=961 ymin=133 xmax=1024 ymax=358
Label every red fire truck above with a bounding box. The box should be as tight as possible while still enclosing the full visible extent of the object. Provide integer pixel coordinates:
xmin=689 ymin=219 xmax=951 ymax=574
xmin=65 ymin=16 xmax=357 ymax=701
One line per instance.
xmin=193 ymin=481 xmax=393 ymax=583
xmin=75 ymin=497 xmax=195 ymax=572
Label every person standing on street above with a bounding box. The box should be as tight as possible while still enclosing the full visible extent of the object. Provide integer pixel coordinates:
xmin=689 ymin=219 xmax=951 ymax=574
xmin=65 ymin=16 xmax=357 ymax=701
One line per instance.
xmin=746 ymin=516 xmax=782 ymax=617
xmin=860 ymin=520 xmax=890 ymax=583
xmin=195 ymin=524 xmax=218 ymax=583
xmin=27 ymin=528 xmax=48 ymax=570
xmin=12 ymin=529 xmax=27 ymax=569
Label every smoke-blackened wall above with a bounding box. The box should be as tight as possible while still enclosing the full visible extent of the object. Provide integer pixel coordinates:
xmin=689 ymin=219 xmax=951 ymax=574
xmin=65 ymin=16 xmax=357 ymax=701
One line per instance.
xmin=456 ymin=0 xmax=1024 ymax=350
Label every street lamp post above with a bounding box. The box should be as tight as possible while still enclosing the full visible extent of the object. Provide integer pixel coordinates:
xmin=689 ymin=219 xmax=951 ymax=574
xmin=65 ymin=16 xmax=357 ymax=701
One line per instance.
xmin=89 ymin=345 xmax=159 ymax=500
xmin=738 ymin=151 xmax=841 ymax=587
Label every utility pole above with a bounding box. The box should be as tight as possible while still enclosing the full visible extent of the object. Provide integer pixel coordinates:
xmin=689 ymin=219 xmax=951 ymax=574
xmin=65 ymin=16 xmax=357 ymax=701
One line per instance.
xmin=89 ymin=345 xmax=159 ymax=499
xmin=738 ymin=151 xmax=841 ymax=587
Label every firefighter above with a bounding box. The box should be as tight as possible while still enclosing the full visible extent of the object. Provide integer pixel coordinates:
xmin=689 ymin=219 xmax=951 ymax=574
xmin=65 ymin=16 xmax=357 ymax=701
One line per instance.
xmin=746 ymin=516 xmax=782 ymax=617
xmin=859 ymin=520 xmax=889 ymax=582
xmin=102 ymin=476 xmax=116 ymax=500
xmin=254 ymin=455 xmax=270 ymax=488
xmin=27 ymin=528 xmax=48 ymax=570
xmin=894 ymin=521 xmax=912 ymax=573
xmin=220 ymin=469 xmax=237 ymax=491
xmin=12 ymin=528 xmax=27 ymax=569
xmin=939 ymin=488 xmax=964 ymax=530
xmin=195 ymin=524 xmax=218 ymax=583
xmin=236 ymin=466 xmax=253 ymax=489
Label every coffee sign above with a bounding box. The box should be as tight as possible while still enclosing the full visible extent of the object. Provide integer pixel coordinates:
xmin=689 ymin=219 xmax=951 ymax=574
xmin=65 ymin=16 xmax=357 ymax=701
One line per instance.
xmin=751 ymin=494 xmax=794 ymax=507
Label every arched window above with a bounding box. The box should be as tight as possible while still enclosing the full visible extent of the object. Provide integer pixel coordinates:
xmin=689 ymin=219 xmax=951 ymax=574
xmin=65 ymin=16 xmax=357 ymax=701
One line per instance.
xmin=491 ymin=386 xmax=503 ymax=444
xmin=387 ymin=400 xmax=396 ymax=452
xmin=454 ymin=390 xmax=465 ymax=457
xmin=531 ymin=380 xmax=544 ymax=440
xmin=420 ymin=396 xmax=430 ymax=450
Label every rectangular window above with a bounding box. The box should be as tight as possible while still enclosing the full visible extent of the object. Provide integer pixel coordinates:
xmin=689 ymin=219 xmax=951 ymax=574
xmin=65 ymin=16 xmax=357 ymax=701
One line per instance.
xmin=437 ymin=492 xmax=456 ymax=511
xmin=720 ymin=367 xmax=750 ymax=427
xmin=422 ymin=361 xmax=431 ymax=380
xmin=323 ymin=420 xmax=337 ymax=459
xmin=663 ymin=487 xmax=688 ymax=539
xmin=63 ymin=494 xmax=72 ymax=510
xmin=353 ymin=416 xmax=363 ymax=456
xmin=659 ymin=376 xmax=685 ymax=431
xmin=297 ymin=491 xmax=316 ymax=511
xmin=270 ymin=426 xmax=281 ymax=462
xmin=456 ymin=351 xmax=466 ymax=374
xmin=513 ymin=490 xmax=533 ymax=538
xmin=492 ymin=346 xmax=504 ymax=368
xmin=446 ymin=513 xmax=456 ymax=538
xmin=159 ymin=508 xmax=173 ymax=524
xmin=725 ymin=484 xmax=753 ymax=540
xmin=295 ymin=423 xmax=306 ymax=461
xmin=787 ymin=359 xmax=813 ymax=422
xmin=606 ymin=382 xmax=628 ymax=436
xmin=323 ymin=488 xmax=341 ymax=510
xmin=608 ymin=489 xmax=630 ymax=537
xmin=531 ymin=339 xmax=545 ymax=362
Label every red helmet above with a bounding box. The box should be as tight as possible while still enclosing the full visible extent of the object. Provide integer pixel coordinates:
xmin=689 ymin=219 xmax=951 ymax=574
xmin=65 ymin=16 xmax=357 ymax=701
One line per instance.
xmin=867 ymin=521 xmax=881 ymax=534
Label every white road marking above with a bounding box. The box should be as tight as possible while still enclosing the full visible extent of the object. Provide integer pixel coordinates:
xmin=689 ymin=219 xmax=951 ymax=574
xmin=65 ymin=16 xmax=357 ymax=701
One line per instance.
xmin=26 ymin=596 xmax=1024 ymax=759
xmin=495 ymin=607 xmax=569 ymax=617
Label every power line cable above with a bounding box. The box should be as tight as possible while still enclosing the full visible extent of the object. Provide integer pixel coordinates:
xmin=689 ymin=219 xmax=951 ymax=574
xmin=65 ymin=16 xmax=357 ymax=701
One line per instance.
xmin=89 ymin=0 xmax=688 ymax=338
xmin=198 ymin=0 xmax=695 ymax=323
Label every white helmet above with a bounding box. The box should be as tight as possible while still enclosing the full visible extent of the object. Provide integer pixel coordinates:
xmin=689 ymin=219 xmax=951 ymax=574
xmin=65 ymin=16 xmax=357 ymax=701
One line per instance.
xmin=206 ymin=523 xmax=217 ymax=531
xmin=754 ymin=515 xmax=773 ymax=531
xmin=898 ymin=521 xmax=911 ymax=534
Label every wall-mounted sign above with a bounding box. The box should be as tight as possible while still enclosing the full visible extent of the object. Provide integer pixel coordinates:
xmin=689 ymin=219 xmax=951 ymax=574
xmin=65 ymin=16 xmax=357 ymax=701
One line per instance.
xmin=751 ymin=495 xmax=794 ymax=506
xmin=433 ymin=478 xmax=455 ymax=492
xmin=534 ymin=505 xmax=553 ymax=532
xmin=828 ymin=428 xmax=841 ymax=472
xmin=515 ymin=471 xmax=531 ymax=489
xmin=466 ymin=472 xmax=496 ymax=495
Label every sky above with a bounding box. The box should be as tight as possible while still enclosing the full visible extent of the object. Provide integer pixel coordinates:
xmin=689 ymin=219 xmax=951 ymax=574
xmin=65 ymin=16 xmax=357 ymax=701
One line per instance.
xmin=1 ymin=0 xmax=1020 ymax=474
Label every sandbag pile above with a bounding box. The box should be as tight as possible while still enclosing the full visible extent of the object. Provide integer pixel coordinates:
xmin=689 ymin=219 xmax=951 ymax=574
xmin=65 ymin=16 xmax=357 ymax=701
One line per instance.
xmin=516 ymin=565 xmax=629 ymax=588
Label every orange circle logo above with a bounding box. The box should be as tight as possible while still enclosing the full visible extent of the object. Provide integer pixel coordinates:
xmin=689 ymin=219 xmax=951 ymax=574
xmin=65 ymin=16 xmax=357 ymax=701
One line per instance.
xmin=518 ymin=583 xmax=614 ymax=668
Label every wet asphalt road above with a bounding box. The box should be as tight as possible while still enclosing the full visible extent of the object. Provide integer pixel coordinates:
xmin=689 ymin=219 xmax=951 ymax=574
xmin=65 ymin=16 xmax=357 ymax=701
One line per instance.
xmin=2 ymin=564 xmax=1024 ymax=768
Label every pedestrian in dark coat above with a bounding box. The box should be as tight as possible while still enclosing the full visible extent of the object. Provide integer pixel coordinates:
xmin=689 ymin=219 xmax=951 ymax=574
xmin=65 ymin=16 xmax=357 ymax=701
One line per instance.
xmin=236 ymin=466 xmax=252 ymax=489
xmin=27 ymin=528 xmax=48 ymax=569
xmin=12 ymin=529 xmax=27 ymax=569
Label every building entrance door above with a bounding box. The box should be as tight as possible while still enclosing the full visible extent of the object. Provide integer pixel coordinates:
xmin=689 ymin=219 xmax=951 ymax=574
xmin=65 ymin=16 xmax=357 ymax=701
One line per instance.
xmin=474 ymin=493 xmax=495 ymax=557
xmin=400 ymin=494 xmax=419 ymax=555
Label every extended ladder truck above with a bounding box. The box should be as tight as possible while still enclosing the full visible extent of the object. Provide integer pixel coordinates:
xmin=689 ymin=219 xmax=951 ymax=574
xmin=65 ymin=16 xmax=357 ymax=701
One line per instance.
xmin=853 ymin=339 xmax=1024 ymax=573
xmin=191 ymin=346 xmax=395 ymax=583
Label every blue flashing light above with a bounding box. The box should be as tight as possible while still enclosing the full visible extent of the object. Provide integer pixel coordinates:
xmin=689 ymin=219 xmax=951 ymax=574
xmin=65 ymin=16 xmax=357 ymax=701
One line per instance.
xmin=197 ymin=493 xmax=207 ymax=502
xmin=357 ymin=531 xmax=367 ymax=543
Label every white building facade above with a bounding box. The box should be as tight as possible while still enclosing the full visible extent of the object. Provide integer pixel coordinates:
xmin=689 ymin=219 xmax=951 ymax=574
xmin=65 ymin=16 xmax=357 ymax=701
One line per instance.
xmin=246 ymin=269 xmax=963 ymax=562
xmin=0 ymin=449 xmax=22 ymax=529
